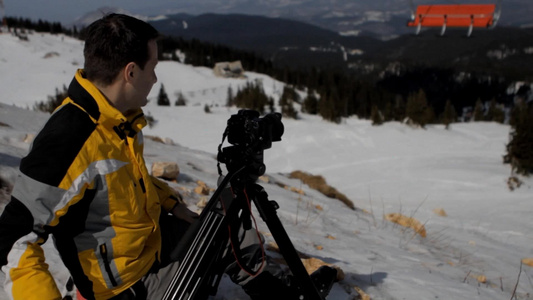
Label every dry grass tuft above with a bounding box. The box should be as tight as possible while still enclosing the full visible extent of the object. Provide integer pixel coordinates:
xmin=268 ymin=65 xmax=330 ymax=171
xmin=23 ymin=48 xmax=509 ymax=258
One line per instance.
xmin=289 ymin=170 xmax=355 ymax=210
xmin=522 ymin=258 xmax=533 ymax=267
xmin=384 ymin=213 xmax=427 ymax=238
xmin=433 ymin=208 xmax=447 ymax=217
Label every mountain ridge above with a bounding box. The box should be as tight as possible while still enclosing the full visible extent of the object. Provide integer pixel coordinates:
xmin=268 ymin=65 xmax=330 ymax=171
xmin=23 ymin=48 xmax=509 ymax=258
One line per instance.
xmin=149 ymin=12 xmax=533 ymax=79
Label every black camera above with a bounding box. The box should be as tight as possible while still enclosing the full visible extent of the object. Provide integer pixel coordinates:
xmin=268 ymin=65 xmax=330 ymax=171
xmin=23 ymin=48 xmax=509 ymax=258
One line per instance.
xmin=218 ymin=110 xmax=284 ymax=180
xmin=227 ymin=110 xmax=284 ymax=150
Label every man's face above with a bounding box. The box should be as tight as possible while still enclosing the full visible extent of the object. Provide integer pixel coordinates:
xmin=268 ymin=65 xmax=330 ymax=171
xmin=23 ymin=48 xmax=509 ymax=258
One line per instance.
xmin=129 ymin=39 xmax=158 ymax=110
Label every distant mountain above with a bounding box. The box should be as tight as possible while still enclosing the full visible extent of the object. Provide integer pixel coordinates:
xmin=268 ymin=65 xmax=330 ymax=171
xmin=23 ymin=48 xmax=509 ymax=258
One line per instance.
xmin=71 ymin=6 xmax=533 ymax=79
xmin=150 ymin=13 xmax=533 ymax=80
xmin=71 ymin=7 xmax=167 ymax=29
xmin=150 ymin=13 xmax=384 ymax=70
xmin=73 ymin=0 xmax=533 ymax=40
xmin=360 ymin=27 xmax=533 ymax=80
xmin=150 ymin=13 xmax=362 ymax=54
xmin=134 ymin=0 xmax=533 ymax=40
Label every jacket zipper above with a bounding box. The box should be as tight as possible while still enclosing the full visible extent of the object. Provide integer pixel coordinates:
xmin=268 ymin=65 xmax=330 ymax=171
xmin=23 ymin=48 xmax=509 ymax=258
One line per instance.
xmin=99 ymin=244 xmax=118 ymax=287
xmin=115 ymin=124 xmax=146 ymax=194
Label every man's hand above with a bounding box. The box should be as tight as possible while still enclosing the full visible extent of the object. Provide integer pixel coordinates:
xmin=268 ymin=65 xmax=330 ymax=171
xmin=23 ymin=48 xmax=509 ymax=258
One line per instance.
xmin=171 ymin=202 xmax=199 ymax=223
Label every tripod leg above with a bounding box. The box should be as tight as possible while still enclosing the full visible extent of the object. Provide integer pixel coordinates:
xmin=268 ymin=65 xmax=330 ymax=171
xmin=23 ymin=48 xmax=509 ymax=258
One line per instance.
xmin=249 ymin=184 xmax=325 ymax=300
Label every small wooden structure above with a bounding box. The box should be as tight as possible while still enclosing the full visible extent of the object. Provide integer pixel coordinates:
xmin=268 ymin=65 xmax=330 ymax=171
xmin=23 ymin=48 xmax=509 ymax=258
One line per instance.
xmin=213 ymin=61 xmax=245 ymax=78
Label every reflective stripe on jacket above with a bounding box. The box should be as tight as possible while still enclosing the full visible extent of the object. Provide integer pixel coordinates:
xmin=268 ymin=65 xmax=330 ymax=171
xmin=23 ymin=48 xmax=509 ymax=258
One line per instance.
xmin=1 ymin=69 xmax=179 ymax=300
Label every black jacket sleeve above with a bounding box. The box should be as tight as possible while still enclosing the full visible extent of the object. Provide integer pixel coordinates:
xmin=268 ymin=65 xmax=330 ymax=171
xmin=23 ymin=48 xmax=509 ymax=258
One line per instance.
xmin=0 ymin=197 xmax=34 ymax=267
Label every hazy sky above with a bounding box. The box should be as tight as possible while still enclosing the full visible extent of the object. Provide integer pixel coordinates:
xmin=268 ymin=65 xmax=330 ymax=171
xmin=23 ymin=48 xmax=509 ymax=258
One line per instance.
xmin=3 ymin=0 xmax=202 ymax=23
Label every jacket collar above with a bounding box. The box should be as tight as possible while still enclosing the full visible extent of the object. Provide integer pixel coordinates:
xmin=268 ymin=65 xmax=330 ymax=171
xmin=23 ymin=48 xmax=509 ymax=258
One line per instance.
xmin=68 ymin=69 xmax=146 ymax=137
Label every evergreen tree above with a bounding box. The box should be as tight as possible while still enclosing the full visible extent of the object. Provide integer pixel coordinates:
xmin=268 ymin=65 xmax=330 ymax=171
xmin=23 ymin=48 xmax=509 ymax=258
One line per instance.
xmin=302 ymin=90 xmax=319 ymax=115
xmin=175 ymin=91 xmax=187 ymax=106
xmin=405 ymin=89 xmax=431 ymax=128
xmin=494 ymin=107 xmax=505 ymax=124
xmin=354 ymin=83 xmax=371 ymax=119
xmin=485 ymin=98 xmax=495 ymax=121
xmin=233 ymin=81 xmax=268 ymax=114
xmin=268 ymin=98 xmax=275 ymax=113
xmin=144 ymin=112 xmax=156 ymax=128
xmin=34 ymin=85 xmax=68 ymax=113
xmin=279 ymin=86 xmax=298 ymax=119
xmin=440 ymin=99 xmax=457 ymax=129
xmin=319 ymin=95 xmax=335 ymax=123
xmin=371 ymin=105 xmax=384 ymax=126
xmin=505 ymin=103 xmax=533 ymax=175
xmin=157 ymin=84 xmax=170 ymax=106
xmin=473 ymin=98 xmax=484 ymax=121
xmin=393 ymin=95 xmax=406 ymax=122
xmin=486 ymin=98 xmax=504 ymax=123
xmin=509 ymin=101 xmax=524 ymax=127
xmin=383 ymin=101 xmax=393 ymax=122
xmin=282 ymin=85 xmax=301 ymax=103
xmin=226 ymin=85 xmax=234 ymax=107
xmin=319 ymin=88 xmax=342 ymax=123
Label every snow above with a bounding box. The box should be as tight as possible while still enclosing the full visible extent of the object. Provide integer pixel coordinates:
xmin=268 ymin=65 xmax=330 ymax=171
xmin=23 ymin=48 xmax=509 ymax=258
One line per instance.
xmin=1 ymin=32 xmax=533 ymax=300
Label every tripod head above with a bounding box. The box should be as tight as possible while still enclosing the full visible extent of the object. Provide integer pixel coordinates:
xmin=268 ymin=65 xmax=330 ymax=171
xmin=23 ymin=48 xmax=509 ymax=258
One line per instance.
xmin=217 ymin=110 xmax=284 ymax=183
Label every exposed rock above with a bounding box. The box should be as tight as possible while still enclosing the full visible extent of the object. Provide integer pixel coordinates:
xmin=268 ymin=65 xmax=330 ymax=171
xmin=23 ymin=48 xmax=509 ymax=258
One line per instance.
xmin=152 ymin=162 xmax=180 ymax=180
xmin=23 ymin=133 xmax=36 ymax=143
xmin=194 ymin=180 xmax=211 ymax=195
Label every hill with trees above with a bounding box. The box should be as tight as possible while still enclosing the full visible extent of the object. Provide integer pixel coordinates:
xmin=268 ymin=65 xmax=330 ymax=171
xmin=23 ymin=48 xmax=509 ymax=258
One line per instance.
xmin=6 ymin=15 xmax=532 ymax=175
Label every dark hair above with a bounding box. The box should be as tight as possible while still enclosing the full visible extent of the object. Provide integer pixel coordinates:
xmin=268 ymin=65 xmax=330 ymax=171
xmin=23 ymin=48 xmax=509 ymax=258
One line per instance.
xmin=83 ymin=14 xmax=159 ymax=85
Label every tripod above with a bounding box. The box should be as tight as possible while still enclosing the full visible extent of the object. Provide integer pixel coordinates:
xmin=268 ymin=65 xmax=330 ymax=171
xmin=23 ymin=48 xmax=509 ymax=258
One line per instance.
xmin=162 ymin=164 xmax=332 ymax=300
xmin=162 ymin=110 xmax=335 ymax=299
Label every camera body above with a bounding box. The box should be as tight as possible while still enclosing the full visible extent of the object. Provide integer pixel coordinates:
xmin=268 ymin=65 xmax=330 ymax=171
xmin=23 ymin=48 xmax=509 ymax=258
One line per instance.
xmin=226 ymin=110 xmax=283 ymax=151
xmin=218 ymin=110 xmax=284 ymax=180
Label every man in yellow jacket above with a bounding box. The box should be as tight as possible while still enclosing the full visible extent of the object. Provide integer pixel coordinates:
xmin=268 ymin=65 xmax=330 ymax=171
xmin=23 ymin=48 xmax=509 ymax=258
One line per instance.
xmin=0 ymin=13 xmax=200 ymax=299
xmin=0 ymin=13 xmax=331 ymax=300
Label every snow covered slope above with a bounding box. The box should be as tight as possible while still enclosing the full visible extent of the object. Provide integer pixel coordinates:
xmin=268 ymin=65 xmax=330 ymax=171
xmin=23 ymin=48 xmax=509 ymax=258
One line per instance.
xmin=1 ymin=32 xmax=532 ymax=299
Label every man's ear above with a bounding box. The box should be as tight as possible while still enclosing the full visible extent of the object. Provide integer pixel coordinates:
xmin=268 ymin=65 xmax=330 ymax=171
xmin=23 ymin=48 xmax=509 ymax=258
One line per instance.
xmin=124 ymin=62 xmax=136 ymax=83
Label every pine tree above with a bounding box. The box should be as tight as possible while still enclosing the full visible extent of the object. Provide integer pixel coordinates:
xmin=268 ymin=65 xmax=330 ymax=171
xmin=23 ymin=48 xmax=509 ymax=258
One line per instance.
xmin=175 ymin=91 xmax=187 ymax=106
xmin=279 ymin=86 xmax=298 ymax=119
xmin=405 ymin=89 xmax=431 ymax=128
xmin=393 ymin=95 xmax=406 ymax=122
xmin=226 ymin=85 xmax=234 ymax=107
xmin=426 ymin=106 xmax=436 ymax=125
xmin=233 ymin=81 xmax=268 ymax=114
xmin=319 ymin=88 xmax=342 ymax=123
xmin=505 ymin=102 xmax=533 ymax=175
xmin=157 ymin=84 xmax=170 ymax=106
xmin=302 ymin=90 xmax=319 ymax=115
xmin=268 ymin=97 xmax=275 ymax=113
xmin=473 ymin=98 xmax=484 ymax=121
xmin=509 ymin=101 xmax=523 ymax=127
xmin=485 ymin=98 xmax=495 ymax=121
xmin=440 ymin=99 xmax=457 ymax=129
xmin=34 ymin=85 xmax=68 ymax=113
xmin=486 ymin=98 xmax=504 ymax=123
xmin=144 ymin=112 xmax=156 ymax=128
xmin=371 ymin=105 xmax=384 ymax=126
xmin=383 ymin=101 xmax=393 ymax=122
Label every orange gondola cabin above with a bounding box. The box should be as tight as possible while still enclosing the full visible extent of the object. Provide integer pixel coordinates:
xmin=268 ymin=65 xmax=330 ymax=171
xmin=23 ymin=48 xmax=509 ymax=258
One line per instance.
xmin=407 ymin=3 xmax=499 ymax=36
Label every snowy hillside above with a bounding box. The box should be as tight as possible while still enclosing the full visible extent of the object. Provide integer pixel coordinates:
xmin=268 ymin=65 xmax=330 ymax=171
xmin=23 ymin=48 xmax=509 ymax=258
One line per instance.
xmin=1 ymin=32 xmax=533 ymax=299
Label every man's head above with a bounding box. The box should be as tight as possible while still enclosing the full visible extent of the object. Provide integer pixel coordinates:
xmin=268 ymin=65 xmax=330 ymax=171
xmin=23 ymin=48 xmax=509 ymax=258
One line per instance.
xmin=83 ymin=14 xmax=160 ymax=112
xmin=84 ymin=13 xmax=159 ymax=85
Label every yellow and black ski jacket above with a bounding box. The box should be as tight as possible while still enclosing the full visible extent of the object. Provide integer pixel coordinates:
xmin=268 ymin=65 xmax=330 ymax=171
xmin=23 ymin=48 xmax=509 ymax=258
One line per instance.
xmin=0 ymin=69 xmax=180 ymax=299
